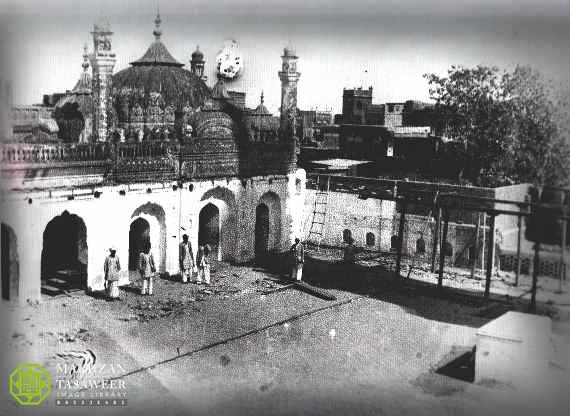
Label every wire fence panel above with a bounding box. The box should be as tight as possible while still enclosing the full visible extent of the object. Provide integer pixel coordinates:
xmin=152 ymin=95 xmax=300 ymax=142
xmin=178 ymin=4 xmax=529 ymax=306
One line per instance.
xmin=302 ymin=182 xmax=568 ymax=304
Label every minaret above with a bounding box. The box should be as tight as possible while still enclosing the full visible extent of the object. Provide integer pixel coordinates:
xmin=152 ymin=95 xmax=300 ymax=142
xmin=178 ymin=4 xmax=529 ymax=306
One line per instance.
xmin=90 ymin=18 xmax=116 ymax=142
xmin=191 ymin=45 xmax=207 ymax=82
xmin=278 ymin=44 xmax=301 ymax=140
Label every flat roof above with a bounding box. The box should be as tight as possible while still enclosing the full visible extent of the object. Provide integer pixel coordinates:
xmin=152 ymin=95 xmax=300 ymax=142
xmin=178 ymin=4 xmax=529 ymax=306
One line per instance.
xmin=311 ymin=159 xmax=373 ymax=168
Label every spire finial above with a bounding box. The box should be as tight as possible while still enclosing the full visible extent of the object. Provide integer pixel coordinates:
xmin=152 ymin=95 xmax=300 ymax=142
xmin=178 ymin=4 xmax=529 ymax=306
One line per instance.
xmin=153 ymin=12 xmax=162 ymax=41
xmin=260 ymin=90 xmax=264 ymax=104
xmin=82 ymin=43 xmax=90 ymax=72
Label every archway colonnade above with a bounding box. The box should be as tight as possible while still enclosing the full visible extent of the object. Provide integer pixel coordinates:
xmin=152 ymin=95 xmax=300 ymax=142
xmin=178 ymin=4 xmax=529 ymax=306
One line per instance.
xmin=0 ymin=173 xmax=308 ymax=302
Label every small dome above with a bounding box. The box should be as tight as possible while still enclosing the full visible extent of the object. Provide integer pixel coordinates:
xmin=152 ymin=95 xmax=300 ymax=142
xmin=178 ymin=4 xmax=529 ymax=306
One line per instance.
xmin=252 ymin=91 xmax=271 ymax=116
xmin=194 ymin=99 xmax=235 ymax=139
xmin=191 ymin=45 xmax=204 ymax=61
xmin=283 ymin=44 xmax=296 ymax=57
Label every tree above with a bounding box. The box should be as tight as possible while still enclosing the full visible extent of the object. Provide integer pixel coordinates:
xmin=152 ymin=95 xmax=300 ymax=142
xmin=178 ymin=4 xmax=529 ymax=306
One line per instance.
xmin=425 ymin=65 xmax=570 ymax=187
xmin=503 ymin=66 xmax=570 ymax=187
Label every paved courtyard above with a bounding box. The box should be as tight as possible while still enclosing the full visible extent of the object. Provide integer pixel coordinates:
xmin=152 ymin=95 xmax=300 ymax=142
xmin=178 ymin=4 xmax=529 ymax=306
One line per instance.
xmin=1 ymin=259 xmax=569 ymax=416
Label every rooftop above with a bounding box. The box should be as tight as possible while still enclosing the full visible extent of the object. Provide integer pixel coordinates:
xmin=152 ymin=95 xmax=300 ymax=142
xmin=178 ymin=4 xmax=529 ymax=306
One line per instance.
xmin=311 ymin=158 xmax=373 ymax=168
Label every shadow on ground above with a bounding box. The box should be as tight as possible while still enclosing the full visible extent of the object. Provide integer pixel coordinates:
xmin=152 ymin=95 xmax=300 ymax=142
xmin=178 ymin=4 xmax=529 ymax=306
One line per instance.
xmin=254 ymin=251 xmax=556 ymax=328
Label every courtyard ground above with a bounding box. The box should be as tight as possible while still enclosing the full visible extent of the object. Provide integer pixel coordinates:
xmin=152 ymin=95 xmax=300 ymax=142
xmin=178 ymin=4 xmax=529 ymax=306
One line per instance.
xmin=1 ymin=257 xmax=569 ymax=416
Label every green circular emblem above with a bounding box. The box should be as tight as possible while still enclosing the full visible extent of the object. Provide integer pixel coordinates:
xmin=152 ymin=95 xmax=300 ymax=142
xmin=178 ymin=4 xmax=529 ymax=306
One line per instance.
xmin=9 ymin=363 xmax=51 ymax=406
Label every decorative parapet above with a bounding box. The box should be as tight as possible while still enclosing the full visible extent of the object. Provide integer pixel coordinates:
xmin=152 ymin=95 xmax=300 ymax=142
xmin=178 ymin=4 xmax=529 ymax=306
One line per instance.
xmin=1 ymin=143 xmax=110 ymax=164
xmin=1 ymin=140 xmax=298 ymax=189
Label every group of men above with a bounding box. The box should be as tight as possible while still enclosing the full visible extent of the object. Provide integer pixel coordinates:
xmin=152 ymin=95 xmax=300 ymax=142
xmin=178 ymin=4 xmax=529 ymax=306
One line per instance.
xmin=179 ymin=234 xmax=212 ymax=285
xmin=103 ymin=235 xmax=358 ymax=300
xmin=103 ymin=234 xmax=212 ymax=300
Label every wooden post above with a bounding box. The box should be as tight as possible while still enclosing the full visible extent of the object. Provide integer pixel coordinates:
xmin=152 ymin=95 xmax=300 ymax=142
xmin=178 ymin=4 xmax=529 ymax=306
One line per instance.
xmin=438 ymin=209 xmax=449 ymax=290
xmin=530 ymin=242 xmax=540 ymax=312
xmin=471 ymin=213 xmax=481 ymax=279
xmin=395 ymin=199 xmax=407 ymax=278
xmin=431 ymin=207 xmax=442 ymax=273
xmin=560 ymin=218 xmax=566 ymax=292
xmin=484 ymin=213 xmax=495 ymax=299
xmin=481 ymin=212 xmax=486 ymax=273
xmin=515 ymin=215 xmax=522 ymax=287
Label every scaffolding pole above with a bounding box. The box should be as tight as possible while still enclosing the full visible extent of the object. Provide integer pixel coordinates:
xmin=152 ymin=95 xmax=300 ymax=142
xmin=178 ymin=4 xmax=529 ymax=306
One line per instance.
xmin=471 ymin=213 xmax=481 ymax=279
xmin=515 ymin=215 xmax=522 ymax=287
xmin=431 ymin=207 xmax=442 ymax=274
xmin=530 ymin=242 xmax=540 ymax=312
xmin=560 ymin=218 xmax=566 ymax=293
xmin=484 ymin=214 xmax=495 ymax=299
xmin=438 ymin=209 xmax=449 ymax=290
xmin=395 ymin=199 xmax=407 ymax=278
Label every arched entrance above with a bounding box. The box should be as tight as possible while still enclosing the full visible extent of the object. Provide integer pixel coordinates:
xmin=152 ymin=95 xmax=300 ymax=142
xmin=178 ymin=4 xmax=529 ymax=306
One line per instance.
xmin=41 ymin=211 xmax=87 ymax=296
xmin=200 ymin=187 xmax=238 ymax=261
xmin=129 ymin=218 xmax=150 ymax=277
xmin=199 ymin=203 xmax=220 ymax=259
xmin=258 ymin=192 xmax=282 ymax=254
xmin=255 ymin=203 xmax=270 ymax=259
xmin=1 ymin=223 xmax=19 ymax=301
xmin=131 ymin=203 xmax=167 ymax=274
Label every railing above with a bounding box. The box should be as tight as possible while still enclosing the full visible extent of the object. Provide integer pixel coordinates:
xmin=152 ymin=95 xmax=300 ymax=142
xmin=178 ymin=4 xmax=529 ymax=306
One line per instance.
xmin=1 ymin=143 xmax=111 ymax=163
xmin=0 ymin=140 xmax=298 ymax=179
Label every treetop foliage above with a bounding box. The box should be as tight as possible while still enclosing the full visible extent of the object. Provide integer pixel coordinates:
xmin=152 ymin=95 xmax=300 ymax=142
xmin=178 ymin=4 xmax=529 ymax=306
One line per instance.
xmin=425 ymin=65 xmax=570 ymax=187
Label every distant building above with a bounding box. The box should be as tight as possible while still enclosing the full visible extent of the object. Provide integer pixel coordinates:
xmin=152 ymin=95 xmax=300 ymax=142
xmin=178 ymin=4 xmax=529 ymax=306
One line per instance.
xmin=392 ymin=126 xmax=432 ymax=138
xmin=339 ymin=124 xmax=391 ymax=159
xmin=297 ymin=109 xmax=333 ymax=142
xmin=228 ymin=90 xmax=246 ymax=110
xmin=341 ymin=87 xmax=373 ymax=124
xmin=384 ymin=102 xmax=404 ymax=129
xmin=402 ymin=100 xmax=436 ymax=127
xmin=339 ymin=86 xmax=436 ymax=131
xmin=11 ymin=105 xmax=59 ymax=142
xmin=313 ymin=124 xmax=340 ymax=149
xmin=366 ymin=104 xmax=385 ymax=125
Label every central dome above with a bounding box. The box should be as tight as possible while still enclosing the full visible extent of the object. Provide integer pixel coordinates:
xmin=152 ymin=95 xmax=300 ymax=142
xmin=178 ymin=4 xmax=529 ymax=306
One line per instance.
xmin=110 ymin=14 xmax=211 ymax=138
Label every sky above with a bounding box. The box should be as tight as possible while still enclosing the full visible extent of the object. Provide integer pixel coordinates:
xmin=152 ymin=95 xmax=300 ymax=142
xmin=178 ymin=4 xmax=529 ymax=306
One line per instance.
xmin=1 ymin=0 xmax=569 ymax=114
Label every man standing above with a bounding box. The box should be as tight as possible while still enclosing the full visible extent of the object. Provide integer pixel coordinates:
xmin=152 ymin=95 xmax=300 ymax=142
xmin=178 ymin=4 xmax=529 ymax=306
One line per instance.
xmin=494 ymin=229 xmax=503 ymax=277
xmin=344 ymin=237 xmax=356 ymax=266
xmin=104 ymin=247 xmax=121 ymax=300
xmin=139 ymin=241 xmax=156 ymax=295
xmin=179 ymin=234 xmax=195 ymax=283
xmin=290 ymin=238 xmax=305 ymax=281
xmin=196 ymin=244 xmax=211 ymax=285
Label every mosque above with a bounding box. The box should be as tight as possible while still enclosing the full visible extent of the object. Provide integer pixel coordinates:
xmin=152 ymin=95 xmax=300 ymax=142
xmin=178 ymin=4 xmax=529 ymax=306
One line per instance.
xmin=0 ymin=14 xmax=306 ymax=302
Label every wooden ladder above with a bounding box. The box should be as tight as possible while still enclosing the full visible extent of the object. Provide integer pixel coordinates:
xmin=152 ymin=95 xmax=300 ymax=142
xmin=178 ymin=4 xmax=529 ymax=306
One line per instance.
xmin=306 ymin=175 xmax=330 ymax=250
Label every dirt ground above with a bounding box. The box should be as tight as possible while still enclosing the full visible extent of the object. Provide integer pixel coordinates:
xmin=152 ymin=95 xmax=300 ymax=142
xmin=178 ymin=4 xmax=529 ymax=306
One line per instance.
xmin=1 ymin=258 xmax=569 ymax=416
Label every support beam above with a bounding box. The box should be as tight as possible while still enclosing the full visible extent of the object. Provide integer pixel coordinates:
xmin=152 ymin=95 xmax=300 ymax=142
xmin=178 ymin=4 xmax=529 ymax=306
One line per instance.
xmin=471 ymin=213 xmax=481 ymax=279
xmin=431 ymin=207 xmax=441 ymax=273
xmin=560 ymin=217 xmax=566 ymax=292
xmin=530 ymin=242 xmax=540 ymax=312
xmin=395 ymin=199 xmax=407 ymax=278
xmin=481 ymin=212 xmax=486 ymax=273
xmin=484 ymin=214 xmax=495 ymax=299
xmin=515 ymin=215 xmax=522 ymax=287
xmin=438 ymin=209 xmax=449 ymax=289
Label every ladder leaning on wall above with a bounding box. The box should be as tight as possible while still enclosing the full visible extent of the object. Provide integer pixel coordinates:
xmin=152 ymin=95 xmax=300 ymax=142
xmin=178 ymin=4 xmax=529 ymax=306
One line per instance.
xmin=306 ymin=175 xmax=331 ymax=251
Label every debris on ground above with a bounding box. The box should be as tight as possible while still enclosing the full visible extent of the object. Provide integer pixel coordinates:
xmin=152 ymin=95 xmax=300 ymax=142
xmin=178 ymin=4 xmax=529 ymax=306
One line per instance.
xmin=41 ymin=328 xmax=92 ymax=343
xmin=130 ymin=298 xmax=186 ymax=322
